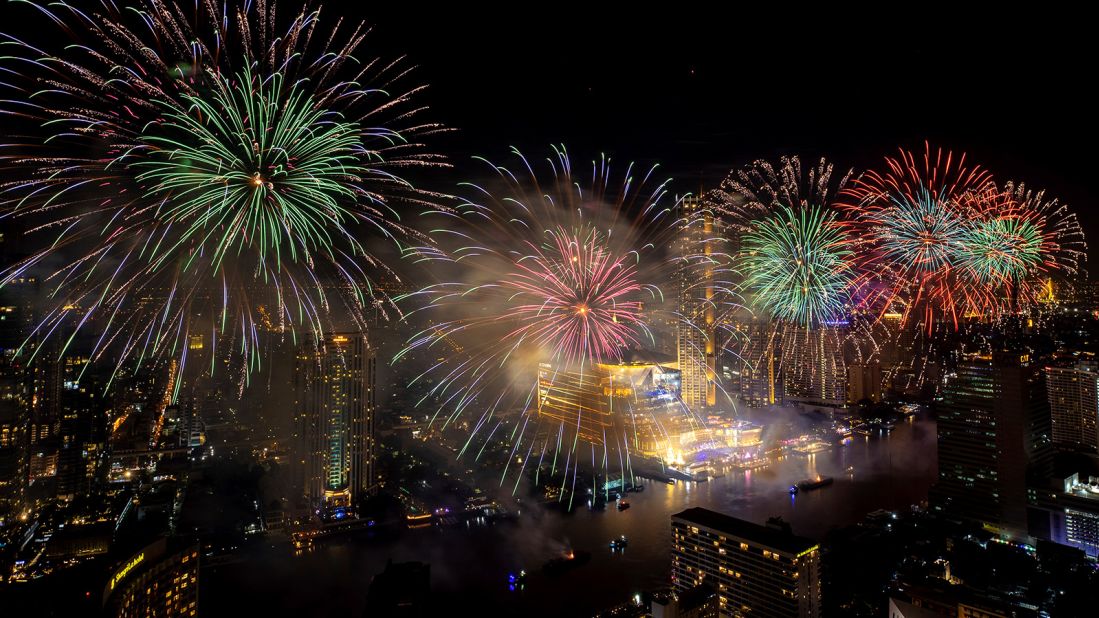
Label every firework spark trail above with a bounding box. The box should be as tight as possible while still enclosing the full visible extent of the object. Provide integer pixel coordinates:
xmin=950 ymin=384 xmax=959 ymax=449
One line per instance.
xmin=739 ymin=204 xmax=853 ymax=327
xmin=955 ymin=183 xmax=1086 ymax=310
xmin=396 ymin=146 xmax=729 ymax=495
xmin=706 ymin=156 xmax=873 ymax=399
xmin=0 ymin=0 xmax=447 ymax=388
xmin=838 ymin=143 xmax=994 ymax=329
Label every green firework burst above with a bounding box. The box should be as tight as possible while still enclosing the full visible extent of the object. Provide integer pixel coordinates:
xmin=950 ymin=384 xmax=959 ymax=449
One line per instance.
xmin=741 ymin=204 xmax=854 ymax=327
xmin=958 ymin=216 xmax=1043 ymax=286
xmin=137 ymin=63 xmax=373 ymax=273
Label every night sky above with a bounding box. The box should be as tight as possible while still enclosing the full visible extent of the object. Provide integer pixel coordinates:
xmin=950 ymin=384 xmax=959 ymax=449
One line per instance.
xmin=1 ymin=3 xmax=1094 ymax=257
xmin=355 ymin=5 xmax=1097 ymax=260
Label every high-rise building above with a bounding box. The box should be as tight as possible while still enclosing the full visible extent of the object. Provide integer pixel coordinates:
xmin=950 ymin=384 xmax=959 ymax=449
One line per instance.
xmin=676 ymin=197 xmax=717 ymax=411
xmin=671 ymin=507 xmax=821 ymax=618
xmin=295 ymin=332 xmax=377 ymax=509
xmin=0 ymin=273 xmax=36 ymax=523
xmin=734 ymin=320 xmax=782 ymax=408
xmin=931 ymin=351 xmax=1049 ymax=538
xmin=57 ymin=355 xmax=107 ymax=500
xmin=0 ymin=366 xmax=29 ymax=523
xmin=28 ymin=336 xmax=62 ymax=478
xmin=847 ymin=362 xmax=883 ymax=405
xmin=783 ymin=325 xmax=846 ymax=407
xmin=1045 ymin=360 xmax=1099 ymax=453
xmin=103 ymin=539 xmax=199 ymax=617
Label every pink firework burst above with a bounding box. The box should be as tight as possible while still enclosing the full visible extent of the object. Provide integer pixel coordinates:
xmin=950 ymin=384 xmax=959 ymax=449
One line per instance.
xmin=504 ymin=226 xmax=645 ymax=364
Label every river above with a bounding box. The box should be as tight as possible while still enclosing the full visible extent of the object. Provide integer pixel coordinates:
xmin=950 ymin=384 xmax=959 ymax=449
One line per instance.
xmin=204 ymin=413 xmax=937 ymax=617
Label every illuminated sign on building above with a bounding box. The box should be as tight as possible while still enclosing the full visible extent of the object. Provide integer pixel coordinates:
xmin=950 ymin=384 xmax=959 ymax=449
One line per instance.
xmin=110 ymin=552 xmax=145 ymax=590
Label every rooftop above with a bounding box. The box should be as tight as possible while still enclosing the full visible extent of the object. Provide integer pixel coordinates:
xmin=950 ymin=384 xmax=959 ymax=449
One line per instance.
xmin=673 ymin=507 xmax=818 ymax=555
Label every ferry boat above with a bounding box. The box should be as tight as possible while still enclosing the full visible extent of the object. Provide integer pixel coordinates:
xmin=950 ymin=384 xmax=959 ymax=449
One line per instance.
xmin=789 ymin=476 xmax=834 ymax=494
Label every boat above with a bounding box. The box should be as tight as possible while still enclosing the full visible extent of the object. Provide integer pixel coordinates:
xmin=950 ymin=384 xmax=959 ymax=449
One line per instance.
xmin=789 ymin=476 xmax=834 ymax=493
xmin=609 ymin=535 xmax=628 ymax=550
xmin=617 ymin=499 xmax=631 ymax=511
xmin=542 ymin=549 xmax=591 ymax=575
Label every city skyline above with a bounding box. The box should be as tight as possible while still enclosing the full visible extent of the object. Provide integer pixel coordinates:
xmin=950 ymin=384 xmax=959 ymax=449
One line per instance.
xmin=2 ymin=2 xmax=1098 ymax=617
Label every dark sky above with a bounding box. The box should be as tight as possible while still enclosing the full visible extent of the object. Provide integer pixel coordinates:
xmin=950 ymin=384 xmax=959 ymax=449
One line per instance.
xmin=2 ymin=3 xmax=1095 ymax=259
xmin=355 ymin=5 xmax=1097 ymax=260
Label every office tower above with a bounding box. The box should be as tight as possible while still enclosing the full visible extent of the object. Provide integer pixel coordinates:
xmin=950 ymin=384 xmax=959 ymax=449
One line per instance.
xmin=0 ymin=362 xmax=29 ymax=523
xmin=931 ymin=351 xmax=1049 ymax=538
xmin=676 ymin=196 xmax=717 ymax=410
xmin=1045 ymin=360 xmax=1099 ymax=453
xmin=295 ymin=332 xmax=377 ymax=509
xmin=729 ymin=316 xmax=782 ymax=409
xmin=783 ymin=324 xmax=846 ymax=406
xmin=27 ymin=337 xmax=62 ymax=481
xmin=0 ymin=274 xmax=36 ymax=522
xmin=104 ymin=539 xmax=199 ymax=617
xmin=847 ymin=362 xmax=883 ymax=405
xmin=57 ymin=355 xmax=108 ymax=500
xmin=734 ymin=319 xmax=782 ymax=408
xmin=672 ymin=507 xmax=821 ymax=618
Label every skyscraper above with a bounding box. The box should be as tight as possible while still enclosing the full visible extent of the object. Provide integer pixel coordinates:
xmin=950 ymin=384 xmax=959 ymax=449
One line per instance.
xmin=735 ymin=319 xmax=782 ymax=408
xmin=0 ymin=272 xmax=36 ymax=523
xmin=672 ymin=507 xmax=821 ymax=618
xmin=295 ymin=332 xmax=377 ymax=510
xmin=103 ymin=539 xmax=199 ymax=617
xmin=1045 ymin=360 xmax=1099 ymax=453
xmin=931 ymin=351 xmax=1049 ymax=538
xmin=783 ymin=324 xmax=846 ymax=407
xmin=676 ymin=196 xmax=717 ymax=411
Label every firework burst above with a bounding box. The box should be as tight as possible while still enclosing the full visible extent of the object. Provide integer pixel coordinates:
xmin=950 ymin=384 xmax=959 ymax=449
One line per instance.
xmin=397 ymin=147 xmax=720 ymax=503
xmin=839 ymin=143 xmax=994 ymax=328
xmin=956 ymin=183 xmax=1086 ymax=308
xmin=0 ymin=0 xmax=445 ymax=387
xmin=706 ymin=156 xmax=864 ymax=403
xmin=740 ymin=204 xmax=854 ymax=328
xmin=400 ymin=146 xmax=674 ymax=398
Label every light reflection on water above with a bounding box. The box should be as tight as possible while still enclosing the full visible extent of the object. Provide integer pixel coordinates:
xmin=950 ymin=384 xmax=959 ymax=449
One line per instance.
xmin=205 ymin=415 xmax=937 ymax=617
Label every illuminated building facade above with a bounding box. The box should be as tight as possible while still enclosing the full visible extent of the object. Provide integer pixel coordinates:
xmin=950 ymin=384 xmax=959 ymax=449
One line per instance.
xmin=735 ymin=320 xmax=782 ymax=408
xmin=1029 ymin=471 xmax=1099 ymax=558
xmin=847 ymin=362 xmax=883 ymax=405
xmin=0 ymin=272 xmax=36 ymax=522
xmin=784 ymin=324 xmax=846 ymax=407
xmin=676 ymin=196 xmax=717 ymax=410
xmin=536 ymin=358 xmax=729 ymax=463
xmin=104 ymin=539 xmax=199 ymax=617
xmin=57 ymin=354 xmax=106 ymax=500
xmin=1045 ymin=360 xmax=1099 ymax=453
xmin=672 ymin=507 xmax=821 ymax=618
xmin=931 ymin=352 xmax=1048 ymax=538
xmin=295 ymin=332 xmax=377 ymax=509
xmin=536 ymin=364 xmax=616 ymax=443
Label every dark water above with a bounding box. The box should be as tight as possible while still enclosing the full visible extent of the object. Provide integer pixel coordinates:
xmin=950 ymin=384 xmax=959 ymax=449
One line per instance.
xmin=205 ymin=415 xmax=937 ymax=617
